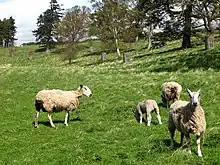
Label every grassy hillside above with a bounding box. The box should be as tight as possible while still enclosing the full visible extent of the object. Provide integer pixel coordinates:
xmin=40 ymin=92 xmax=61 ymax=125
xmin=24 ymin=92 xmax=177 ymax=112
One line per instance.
xmin=0 ymin=40 xmax=220 ymax=164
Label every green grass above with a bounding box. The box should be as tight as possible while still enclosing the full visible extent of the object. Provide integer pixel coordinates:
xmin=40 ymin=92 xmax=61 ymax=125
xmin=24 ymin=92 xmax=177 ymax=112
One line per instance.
xmin=0 ymin=39 xmax=220 ymax=164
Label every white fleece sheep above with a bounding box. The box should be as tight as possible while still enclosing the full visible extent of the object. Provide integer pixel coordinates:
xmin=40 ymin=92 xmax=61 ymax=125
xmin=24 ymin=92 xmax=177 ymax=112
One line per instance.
xmin=34 ymin=85 xmax=92 ymax=128
xmin=137 ymin=99 xmax=162 ymax=126
xmin=168 ymin=88 xmax=206 ymax=157
xmin=161 ymin=81 xmax=182 ymax=108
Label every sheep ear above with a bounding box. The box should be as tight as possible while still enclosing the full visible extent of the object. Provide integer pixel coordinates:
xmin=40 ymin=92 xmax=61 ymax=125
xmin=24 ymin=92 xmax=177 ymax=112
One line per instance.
xmin=186 ymin=88 xmax=192 ymax=95
xmin=80 ymin=85 xmax=83 ymax=88
xmin=197 ymin=88 xmax=202 ymax=93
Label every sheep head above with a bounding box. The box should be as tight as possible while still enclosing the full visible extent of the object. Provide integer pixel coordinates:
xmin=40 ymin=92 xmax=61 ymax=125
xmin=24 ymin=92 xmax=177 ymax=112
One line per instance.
xmin=79 ymin=85 xmax=92 ymax=97
xmin=186 ymin=88 xmax=201 ymax=107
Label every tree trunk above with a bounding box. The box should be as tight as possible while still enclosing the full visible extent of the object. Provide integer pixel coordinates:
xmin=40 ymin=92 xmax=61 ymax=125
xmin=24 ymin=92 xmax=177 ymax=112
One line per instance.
xmin=182 ymin=3 xmax=192 ymax=49
xmin=115 ymin=38 xmax=121 ymax=58
xmin=68 ymin=58 xmax=72 ymax=64
xmin=204 ymin=35 xmax=214 ymax=50
xmin=101 ymin=52 xmax=106 ymax=62
xmin=9 ymin=46 xmax=14 ymax=57
xmin=113 ymin=27 xmax=121 ymax=59
xmin=147 ymin=24 xmax=153 ymax=50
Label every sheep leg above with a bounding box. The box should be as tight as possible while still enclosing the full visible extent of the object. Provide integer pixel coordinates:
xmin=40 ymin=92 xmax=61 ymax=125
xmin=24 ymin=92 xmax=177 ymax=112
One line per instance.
xmin=155 ymin=109 xmax=162 ymax=125
xmin=196 ymin=135 xmax=202 ymax=157
xmin=170 ymin=130 xmax=175 ymax=147
xmin=48 ymin=113 xmax=55 ymax=128
xmin=137 ymin=104 xmax=143 ymax=124
xmin=139 ymin=113 xmax=143 ymax=124
xmin=64 ymin=111 xmax=69 ymax=126
xmin=186 ymin=134 xmax=191 ymax=154
xmin=168 ymin=114 xmax=175 ymax=147
xmin=146 ymin=113 xmax=152 ymax=126
xmin=180 ymin=133 xmax=184 ymax=146
xmin=34 ymin=110 xmax=40 ymax=128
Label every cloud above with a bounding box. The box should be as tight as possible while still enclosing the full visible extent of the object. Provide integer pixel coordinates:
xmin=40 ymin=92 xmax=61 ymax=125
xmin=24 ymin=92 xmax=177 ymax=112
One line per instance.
xmin=0 ymin=0 xmax=90 ymax=45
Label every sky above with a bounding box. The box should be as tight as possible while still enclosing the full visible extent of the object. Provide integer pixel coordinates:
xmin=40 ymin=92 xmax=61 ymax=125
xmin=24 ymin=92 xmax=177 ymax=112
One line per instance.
xmin=0 ymin=0 xmax=91 ymax=45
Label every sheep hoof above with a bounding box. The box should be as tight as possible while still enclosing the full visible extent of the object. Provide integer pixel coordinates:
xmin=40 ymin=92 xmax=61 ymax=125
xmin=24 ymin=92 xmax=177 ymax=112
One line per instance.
xmin=35 ymin=125 xmax=39 ymax=128
xmin=64 ymin=123 xmax=68 ymax=126
xmin=198 ymin=154 xmax=203 ymax=157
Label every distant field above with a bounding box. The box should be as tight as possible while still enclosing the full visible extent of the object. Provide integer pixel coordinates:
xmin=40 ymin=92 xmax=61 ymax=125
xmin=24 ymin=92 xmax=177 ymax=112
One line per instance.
xmin=0 ymin=40 xmax=220 ymax=164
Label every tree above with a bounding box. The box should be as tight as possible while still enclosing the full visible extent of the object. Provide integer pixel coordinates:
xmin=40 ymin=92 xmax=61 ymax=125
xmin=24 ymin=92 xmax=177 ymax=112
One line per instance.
xmin=89 ymin=0 xmax=134 ymax=58
xmin=193 ymin=0 xmax=220 ymax=49
xmin=0 ymin=17 xmax=17 ymax=47
xmin=33 ymin=0 xmax=63 ymax=52
xmin=169 ymin=0 xmax=220 ymax=49
xmin=136 ymin=0 xmax=170 ymax=49
xmin=57 ymin=6 xmax=90 ymax=44
xmin=57 ymin=5 xmax=91 ymax=64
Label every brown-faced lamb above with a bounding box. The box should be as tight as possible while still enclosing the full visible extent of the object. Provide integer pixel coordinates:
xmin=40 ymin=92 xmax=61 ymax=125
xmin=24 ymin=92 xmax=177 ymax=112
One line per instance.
xmin=161 ymin=81 xmax=182 ymax=108
xmin=34 ymin=85 xmax=92 ymax=128
xmin=137 ymin=99 xmax=162 ymax=126
xmin=168 ymin=88 xmax=206 ymax=157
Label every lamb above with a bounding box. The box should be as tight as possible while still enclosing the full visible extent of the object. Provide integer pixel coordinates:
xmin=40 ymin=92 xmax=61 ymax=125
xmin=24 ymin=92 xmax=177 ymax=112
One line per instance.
xmin=161 ymin=81 xmax=182 ymax=108
xmin=168 ymin=88 xmax=206 ymax=157
xmin=137 ymin=99 xmax=162 ymax=126
xmin=34 ymin=85 xmax=92 ymax=128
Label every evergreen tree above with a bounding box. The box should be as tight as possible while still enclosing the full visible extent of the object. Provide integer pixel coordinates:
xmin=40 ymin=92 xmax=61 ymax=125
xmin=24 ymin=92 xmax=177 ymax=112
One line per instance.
xmin=0 ymin=17 xmax=17 ymax=47
xmin=33 ymin=0 xmax=63 ymax=52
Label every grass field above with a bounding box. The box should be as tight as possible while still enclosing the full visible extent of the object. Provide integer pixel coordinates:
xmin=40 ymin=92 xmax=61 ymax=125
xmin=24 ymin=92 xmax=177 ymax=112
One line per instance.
xmin=0 ymin=39 xmax=220 ymax=165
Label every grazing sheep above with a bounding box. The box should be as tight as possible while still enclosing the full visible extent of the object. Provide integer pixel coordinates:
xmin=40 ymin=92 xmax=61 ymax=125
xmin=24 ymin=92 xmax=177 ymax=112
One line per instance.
xmin=137 ymin=99 xmax=162 ymax=126
xmin=34 ymin=85 xmax=92 ymax=128
xmin=161 ymin=81 xmax=182 ymax=108
xmin=168 ymin=88 xmax=206 ymax=157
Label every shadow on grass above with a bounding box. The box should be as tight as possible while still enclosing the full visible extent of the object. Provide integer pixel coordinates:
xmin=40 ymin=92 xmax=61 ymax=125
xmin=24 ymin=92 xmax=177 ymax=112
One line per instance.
xmin=34 ymin=47 xmax=47 ymax=53
xmin=163 ymin=138 xmax=184 ymax=150
xmin=134 ymin=47 xmax=182 ymax=59
xmin=134 ymin=47 xmax=220 ymax=72
xmin=85 ymin=59 xmax=116 ymax=67
xmin=83 ymin=48 xmax=135 ymax=57
xmin=33 ymin=117 xmax=82 ymax=127
xmin=132 ymin=108 xmax=162 ymax=126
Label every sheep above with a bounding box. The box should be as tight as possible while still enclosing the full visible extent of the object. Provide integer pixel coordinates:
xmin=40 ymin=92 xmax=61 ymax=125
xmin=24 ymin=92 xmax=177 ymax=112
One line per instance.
xmin=34 ymin=85 xmax=92 ymax=128
xmin=137 ymin=99 xmax=162 ymax=126
xmin=168 ymin=88 xmax=206 ymax=157
xmin=161 ymin=81 xmax=182 ymax=108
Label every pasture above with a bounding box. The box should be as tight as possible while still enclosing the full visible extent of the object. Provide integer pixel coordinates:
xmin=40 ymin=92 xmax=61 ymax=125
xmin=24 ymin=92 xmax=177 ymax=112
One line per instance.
xmin=0 ymin=40 xmax=220 ymax=164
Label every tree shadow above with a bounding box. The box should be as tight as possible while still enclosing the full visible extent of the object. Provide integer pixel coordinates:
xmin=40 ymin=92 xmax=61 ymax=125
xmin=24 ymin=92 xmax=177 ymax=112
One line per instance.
xmin=85 ymin=59 xmax=116 ymax=66
xmin=83 ymin=48 xmax=135 ymax=57
xmin=154 ymin=47 xmax=182 ymax=55
xmin=133 ymin=52 xmax=155 ymax=59
xmin=134 ymin=47 xmax=182 ymax=59
xmin=148 ymin=48 xmax=220 ymax=72
xmin=34 ymin=47 xmax=47 ymax=53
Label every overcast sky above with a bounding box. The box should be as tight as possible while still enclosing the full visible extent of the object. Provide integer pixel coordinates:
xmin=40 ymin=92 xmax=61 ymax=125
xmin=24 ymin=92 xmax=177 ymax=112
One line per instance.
xmin=0 ymin=0 xmax=90 ymax=45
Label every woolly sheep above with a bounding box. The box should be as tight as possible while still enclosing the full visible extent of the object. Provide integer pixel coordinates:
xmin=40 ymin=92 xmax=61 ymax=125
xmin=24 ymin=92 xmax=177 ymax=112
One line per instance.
xmin=34 ymin=85 xmax=92 ymax=128
xmin=168 ymin=88 xmax=206 ymax=157
xmin=161 ymin=81 xmax=182 ymax=108
xmin=137 ymin=99 xmax=162 ymax=126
